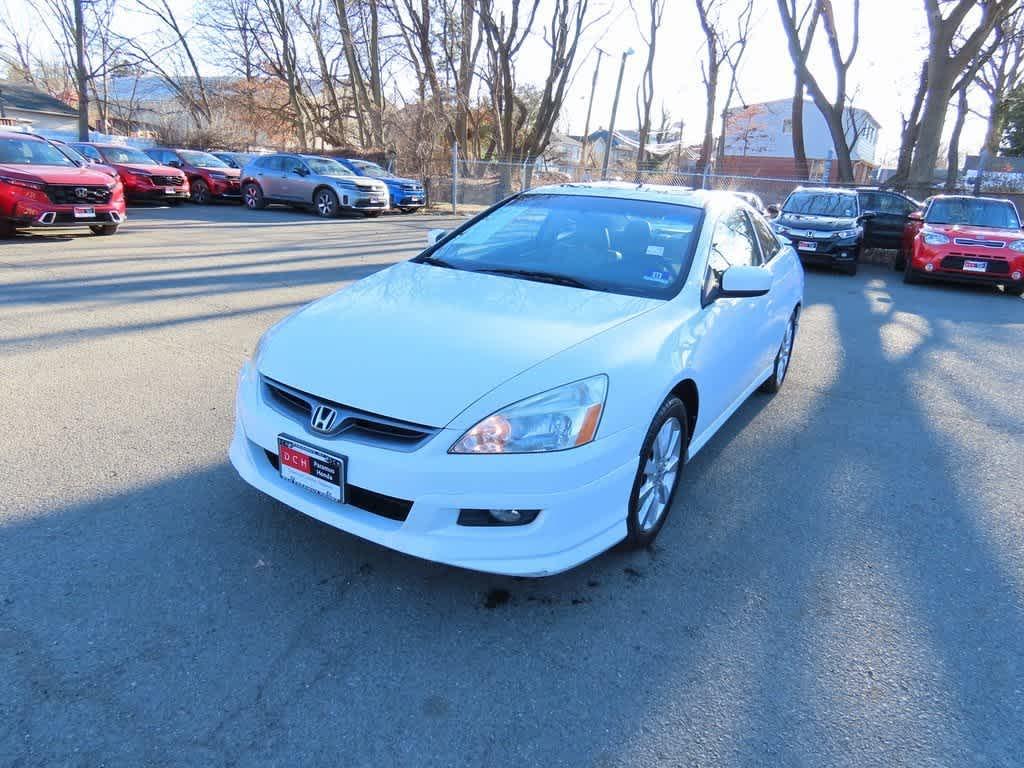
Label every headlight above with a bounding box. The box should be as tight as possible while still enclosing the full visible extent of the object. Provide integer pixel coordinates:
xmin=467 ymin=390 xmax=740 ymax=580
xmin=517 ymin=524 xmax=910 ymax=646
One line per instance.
xmin=450 ymin=375 xmax=608 ymax=454
xmin=922 ymin=232 xmax=950 ymax=245
xmin=1009 ymin=240 xmax=1024 ymax=252
xmin=770 ymin=222 xmax=786 ymax=234
xmin=832 ymin=228 xmax=860 ymax=239
xmin=334 ymin=179 xmax=357 ymax=189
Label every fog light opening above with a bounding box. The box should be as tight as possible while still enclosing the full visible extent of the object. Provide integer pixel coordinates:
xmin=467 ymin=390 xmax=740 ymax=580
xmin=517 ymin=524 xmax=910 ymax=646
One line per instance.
xmin=1012 ymin=270 xmax=1022 ymax=281
xmin=925 ymin=262 xmax=935 ymax=272
xmin=457 ymin=508 xmax=541 ymax=527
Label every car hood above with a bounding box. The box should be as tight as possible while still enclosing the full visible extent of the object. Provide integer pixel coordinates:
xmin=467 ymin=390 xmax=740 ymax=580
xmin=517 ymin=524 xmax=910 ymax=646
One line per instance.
xmin=257 ymin=261 xmax=661 ymax=427
xmin=924 ymin=223 xmax=1024 ymax=244
xmin=386 ymin=176 xmax=422 ymax=187
xmin=777 ymin=212 xmax=858 ymax=232
xmin=119 ymin=164 xmax=183 ymax=177
xmin=0 ymin=163 xmax=115 ymax=186
xmin=197 ymin=167 xmax=240 ymax=178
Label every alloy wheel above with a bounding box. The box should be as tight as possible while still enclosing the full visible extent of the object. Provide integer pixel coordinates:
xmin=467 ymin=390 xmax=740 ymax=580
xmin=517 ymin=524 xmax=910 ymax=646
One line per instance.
xmin=244 ymin=184 xmax=260 ymax=208
xmin=637 ymin=416 xmax=683 ymax=532
xmin=316 ymin=190 xmax=337 ymax=217
xmin=776 ymin=318 xmax=794 ymax=386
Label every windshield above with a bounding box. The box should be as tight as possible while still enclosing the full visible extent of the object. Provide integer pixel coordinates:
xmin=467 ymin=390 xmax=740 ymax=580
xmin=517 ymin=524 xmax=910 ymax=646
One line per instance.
xmin=54 ymin=143 xmax=87 ymax=164
xmin=925 ymin=198 xmax=1020 ymax=230
xmin=419 ymin=193 xmax=703 ymax=299
xmin=0 ymin=136 xmax=77 ymax=166
xmin=352 ymin=160 xmax=394 ymax=179
xmin=178 ymin=150 xmax=229 ymax=168
xmin=783 ymin=191 xmax=858 ymax=218
xmin=306 ymin=157 xmax=353 ymax=176
xmin=100 ymin=146 xmax=157 ymax=165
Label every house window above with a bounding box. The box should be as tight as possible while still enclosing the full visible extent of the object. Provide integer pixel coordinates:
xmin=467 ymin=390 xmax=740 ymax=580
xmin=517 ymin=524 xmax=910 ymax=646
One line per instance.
xmin=782 ymin=118 xmax=792 ymax=135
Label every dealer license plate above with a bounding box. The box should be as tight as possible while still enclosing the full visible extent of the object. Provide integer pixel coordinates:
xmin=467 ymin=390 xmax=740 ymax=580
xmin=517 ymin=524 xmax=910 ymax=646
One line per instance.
xmin=963 ymin=260 xmax=988 ymax=273
xmin=73 ymin=206 xmax=95 ymax=219
xmin=277 ymin=436 xmax=345 ymax=503
xmin=797 ymin=240 xmax=817 ymax=251
xmin=165 ymin=187 xmax=177 ymax=195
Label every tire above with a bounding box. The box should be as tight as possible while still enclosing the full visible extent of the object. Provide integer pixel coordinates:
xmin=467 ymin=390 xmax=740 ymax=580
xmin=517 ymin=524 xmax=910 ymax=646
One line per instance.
xmin=363 ymin=210 xmax=383 ymax=218
xmin=1004 ymin=283 xmax=1024 ymax=297
xmin=190 ymin=179 xmax=211 ymax=204
xmin=243 ymin=182 xmax=267 ymax=210
xmin=903 ymin=259 xmax=920 ymax=284
xmin=624 ymin=396 xmax=689 ymax=550
xmin=314 ymin=188 xmax=340 ymax=218
xmin=760 ymin=311 xmax=797 ymax=394
xmin=89 ymin=224 xmax=118 ymax=236
xmin=893 ymin=248 xmax=906 ymax=271
xmin=0 ymin=220 xmax=14 ymax=238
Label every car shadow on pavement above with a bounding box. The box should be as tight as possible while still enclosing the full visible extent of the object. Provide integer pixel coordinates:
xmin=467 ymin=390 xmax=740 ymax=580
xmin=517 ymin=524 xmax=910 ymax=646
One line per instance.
xmin=2 ymin=269 xmax=1022 ymax=767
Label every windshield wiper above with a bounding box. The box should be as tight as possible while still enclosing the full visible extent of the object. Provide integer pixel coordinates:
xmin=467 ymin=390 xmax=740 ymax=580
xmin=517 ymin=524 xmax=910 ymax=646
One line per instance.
xmin=475 ymin=267 xmax=590 ymax=289
xmin=418 ymin=255 xmax=461 ymax=269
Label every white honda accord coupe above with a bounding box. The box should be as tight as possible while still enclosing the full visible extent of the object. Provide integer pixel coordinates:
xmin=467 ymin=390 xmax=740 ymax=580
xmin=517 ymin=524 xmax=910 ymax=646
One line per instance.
xmin=230 ymin=183 xmax=804 ymax=576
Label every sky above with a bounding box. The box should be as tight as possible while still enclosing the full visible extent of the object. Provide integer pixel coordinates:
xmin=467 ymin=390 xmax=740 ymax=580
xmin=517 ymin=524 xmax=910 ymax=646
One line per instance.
xmin=0 ymin=0 xmax=991 ymax=166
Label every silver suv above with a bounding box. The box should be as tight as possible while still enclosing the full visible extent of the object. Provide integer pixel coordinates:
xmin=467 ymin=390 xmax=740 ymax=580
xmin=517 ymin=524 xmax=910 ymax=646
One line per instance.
xmin=240 ymin=154 xmax=389 ymax=218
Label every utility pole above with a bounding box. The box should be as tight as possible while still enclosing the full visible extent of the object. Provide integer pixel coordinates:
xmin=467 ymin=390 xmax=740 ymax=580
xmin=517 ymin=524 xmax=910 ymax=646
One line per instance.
xmin=601 ymin=48 xmax=633 ymax=180
xmin=578 ymin=48 xmax=606 ymax=178
xmin=74 ymin=0 xmax=89 ymax=140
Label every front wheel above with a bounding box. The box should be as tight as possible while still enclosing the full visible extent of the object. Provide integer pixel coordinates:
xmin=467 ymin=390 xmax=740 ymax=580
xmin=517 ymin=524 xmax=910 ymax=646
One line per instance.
xmin=624 ymin=397 xmax=689 ymax=550
xmin=893 ymin=248 xmax=906 ymax=271
xmin=760 ymin=312 xmax=797 ymax=394
xmin=903 ymin=259 xmax=920 ymax=284
xmin=243 ymin=182 xmax=267 ymax=210
xmin=1004 ymin=283 xmax=1024 ymax=297
xmin=89 ymin=224 xmax=118 ymax=236
xmin=190 ymin=180 xmax=211 ymax=204
xmin=314 ymin=188 xmax=340 ymax=218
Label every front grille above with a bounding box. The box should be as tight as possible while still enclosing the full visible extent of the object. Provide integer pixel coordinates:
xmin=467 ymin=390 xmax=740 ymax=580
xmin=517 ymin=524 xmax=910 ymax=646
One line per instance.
xmin=151 ymin=175 xmax=185 ymax=186
xmin=262 ymin=377 xmax=437 ymax=449
xmin=45 ymin=184 xmax=112 ymax=204
xmin=941 ymin=254 xmax=1011 ymax=275
xmin=953 ymin=237 xmax=1005 ymax=248
xmin=264 ymin=450 xmax=413 ymax=521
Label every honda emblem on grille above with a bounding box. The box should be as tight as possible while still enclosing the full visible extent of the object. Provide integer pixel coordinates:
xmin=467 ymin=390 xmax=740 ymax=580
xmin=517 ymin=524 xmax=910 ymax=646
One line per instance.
xmin=74 ymin=187 xmax=89 ymax=199
xmin=310 ymin=404 xmax=338 ymax=433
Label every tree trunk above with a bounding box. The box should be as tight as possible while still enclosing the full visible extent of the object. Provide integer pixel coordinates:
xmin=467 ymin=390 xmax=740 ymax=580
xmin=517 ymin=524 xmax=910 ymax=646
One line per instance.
xmin=698 ymin=61 xmax=718 ymax=174
xmin=946 ymin=85 xmax=969 ymax=191
xmin=909 ymin=57 xmax=958 ymax=187
xmin=892 ymin=60 xmax=928 ymax=187
xmin=791 ymin=80 xmax=809 ymax=179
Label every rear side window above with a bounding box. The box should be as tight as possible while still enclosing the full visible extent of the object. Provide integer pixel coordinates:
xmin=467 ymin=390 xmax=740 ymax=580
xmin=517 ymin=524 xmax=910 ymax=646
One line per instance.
xmin=751 ymin=214 xmax=782 ymax=261
xmin=880 ymin=193 xmax=917 ymax=216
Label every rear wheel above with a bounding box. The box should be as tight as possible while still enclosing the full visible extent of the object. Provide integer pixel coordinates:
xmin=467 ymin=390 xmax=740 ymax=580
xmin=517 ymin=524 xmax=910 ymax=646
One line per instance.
xmin=190 ymin=179 xmax=211 ymax=204
xmin=243 ymin=182 xmax=267 ymax=210
xmin=89 ymin=224 xmax=119 ymax=236
xmin=314 ymin=188 xmax=339 ymax=218
xmin=624 ymin=397 xmax=688 ymax=550
xmin=760 ymin=312 xmax=797 ymax=394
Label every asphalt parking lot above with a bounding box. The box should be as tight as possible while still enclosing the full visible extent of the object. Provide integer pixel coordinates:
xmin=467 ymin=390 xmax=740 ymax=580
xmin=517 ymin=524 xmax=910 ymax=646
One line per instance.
xmin=2 ymin=204 xmax=1023 ymax=767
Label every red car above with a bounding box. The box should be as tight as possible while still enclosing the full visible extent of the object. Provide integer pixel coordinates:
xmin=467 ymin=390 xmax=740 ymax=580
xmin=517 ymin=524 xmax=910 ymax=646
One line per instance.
xmin=898 ymin=195 xmax=1024 ymax=296
xmin=143 ymin=147 xmax=241 ymax=204
xmin=0 ymin=131 xmax=126 ymax=237
xmin=72 ymin=142 xmax=189 ymax=203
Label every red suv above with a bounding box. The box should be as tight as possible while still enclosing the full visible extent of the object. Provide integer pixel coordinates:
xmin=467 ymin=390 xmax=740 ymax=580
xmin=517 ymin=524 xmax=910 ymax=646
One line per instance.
xmin=143 ymin=147 xmax=241 ymax=203
xmin=72 ymin=142 xmax=189 ymax=203
xmin=0 ymin=131 xmax=127 ymax=237
xmin=899 ymin=194 xmax=1024 ymax=296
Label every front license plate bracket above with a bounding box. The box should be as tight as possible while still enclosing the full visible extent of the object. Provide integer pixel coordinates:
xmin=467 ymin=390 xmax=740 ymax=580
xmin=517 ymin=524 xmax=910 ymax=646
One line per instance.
xmin=277 ymin=435 xmax=346 ymax=503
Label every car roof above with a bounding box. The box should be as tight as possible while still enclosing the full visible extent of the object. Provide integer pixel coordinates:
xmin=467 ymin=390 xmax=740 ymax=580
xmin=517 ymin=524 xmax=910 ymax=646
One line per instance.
xmin=926 ymin=194 xmax=1015 ymax=205
xmin=522 ymin=181 xmax=730 ymax=209
xmin=790 ymin=185 xmax=858 ymax=195
xmin=0 ymin=130 xmax=45 ymax=141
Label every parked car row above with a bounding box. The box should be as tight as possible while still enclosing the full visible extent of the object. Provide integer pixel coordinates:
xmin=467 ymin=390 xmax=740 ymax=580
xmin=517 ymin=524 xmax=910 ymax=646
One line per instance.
xmin=764 ymin=185 xmax=1023 ymax=295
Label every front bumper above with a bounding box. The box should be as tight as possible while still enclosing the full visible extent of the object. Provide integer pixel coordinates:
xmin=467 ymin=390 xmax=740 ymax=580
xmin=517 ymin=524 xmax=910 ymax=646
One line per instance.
xmin=128 ymin=186 xmax=190 ymax=202
xmin=393 ymin=190 xmax=425 ymax=208
xmin=8 ymin=206 xmax=126 ymax=229
xmin=786 ymin=234 xmax=860 ymax=266
xmin=229 ymin=362 xmax=638 ymax=576
xmin=339 ymin=187 xmax=389 ymax=210
xmin=207 ymin=178 xmax=242 ymax=199
xmin=910 ymin=248 xmax=1024 ymax=287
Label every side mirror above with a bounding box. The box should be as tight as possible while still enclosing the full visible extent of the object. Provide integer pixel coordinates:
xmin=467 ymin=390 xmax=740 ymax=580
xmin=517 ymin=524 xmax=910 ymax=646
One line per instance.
xmin=427 ymin=229 xmax=448 ymax=246
xmin=859 ymin=211 xmax=876 ymax=221
xmin=720 ymin=265 xmax=772 ymax=299
xmin=167 ymin=160 xmax=182 ymax=168
xmin=293 ymin=166 xmax=308 ymax=176
xmin=908 ymin=210 xmax=923 ymax=221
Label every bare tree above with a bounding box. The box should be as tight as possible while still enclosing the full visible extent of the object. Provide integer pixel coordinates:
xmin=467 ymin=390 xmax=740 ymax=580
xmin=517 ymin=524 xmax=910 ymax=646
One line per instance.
xmin=782 ymin=0 xmax=821 ymax=179
xmin=631 ymin=0 xmax=665 ymax=170
xmin=976 ymin=6 xmax=1024 ymax=154
xmin=694 ymin=0 xmax=752 ymax=175
xmin=776 ymin=0 xmax=862 ymax=183
xmin=907 ymin=0 xmax=1018 ymax=188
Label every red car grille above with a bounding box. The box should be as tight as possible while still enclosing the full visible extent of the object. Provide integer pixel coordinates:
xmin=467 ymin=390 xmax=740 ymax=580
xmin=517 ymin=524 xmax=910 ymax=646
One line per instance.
xmin=151 ymin=175 xmax=185 ymax=186
xmin=45 ymin=184 xmax=112 ymax=204
xmin=940 ymin=254 xmax=1011 ymax=275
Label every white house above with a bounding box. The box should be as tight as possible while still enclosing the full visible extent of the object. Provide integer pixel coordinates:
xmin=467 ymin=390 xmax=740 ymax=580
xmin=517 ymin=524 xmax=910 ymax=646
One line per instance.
xmin=721 ymin=98 xmax=880 ymax=182
xmin=0 ymin=80 xmax=79 ymax=135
